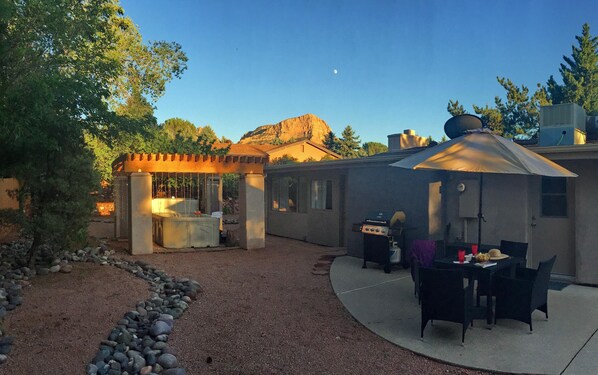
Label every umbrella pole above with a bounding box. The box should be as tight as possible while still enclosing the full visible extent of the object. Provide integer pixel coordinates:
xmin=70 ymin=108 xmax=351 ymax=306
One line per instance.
xmin=477 ymin=173 xmax=483 ymax=249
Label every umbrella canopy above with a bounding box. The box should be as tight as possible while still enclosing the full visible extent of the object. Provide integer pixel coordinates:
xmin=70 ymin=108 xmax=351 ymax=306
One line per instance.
xmin=390 ymin=130 xmax=577 ymax=248
xmin=390 ymin=131 xmax=577 ymax=177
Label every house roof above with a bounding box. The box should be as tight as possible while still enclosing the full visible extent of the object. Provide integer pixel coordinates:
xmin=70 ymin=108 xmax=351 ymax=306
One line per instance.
xmin=265 ymin=147 xmax=424 ymax=172
xmin=273 ymin=140 xmax=340 ymax=157
xmin=211 ymin=143 xmax=270 ymax=157
xmin=528 ymin=143 xmax=598 ymax=160
xmin=228 ymin=139 xmax=341 ymax=160
xmin=266 ymin=140 xmax=598 ymax=174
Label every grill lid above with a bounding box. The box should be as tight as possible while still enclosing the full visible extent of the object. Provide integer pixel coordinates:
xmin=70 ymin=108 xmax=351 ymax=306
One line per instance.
xmin=363 ymin=211 xmax=406 ymax=227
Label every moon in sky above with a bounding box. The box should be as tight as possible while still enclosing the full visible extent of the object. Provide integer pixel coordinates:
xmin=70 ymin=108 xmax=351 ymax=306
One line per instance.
xmin=333 ymin=69 xmax=338 ymax=75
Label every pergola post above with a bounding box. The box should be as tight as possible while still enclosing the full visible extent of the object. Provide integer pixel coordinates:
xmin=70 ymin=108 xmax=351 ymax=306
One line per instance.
xmin=114 ymin=175 xmax=129 ymax=239
xmin=128 ymin=172 xmax=153 ymax=254
xmin=239 ymin=173 xmax=265 ymax=249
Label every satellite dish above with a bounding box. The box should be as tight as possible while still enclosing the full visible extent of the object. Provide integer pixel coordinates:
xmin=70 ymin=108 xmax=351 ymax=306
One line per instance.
xmin=444 ymin=114 xmax=483 ymax=139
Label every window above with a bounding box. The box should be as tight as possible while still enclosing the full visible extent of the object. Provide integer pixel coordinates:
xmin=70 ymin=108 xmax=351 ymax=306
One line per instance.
xmin=311 ymin=180 xmax=332 ymax=210
xmin=271 ymin=176 xmax=307 ymax=213
xmin=541 ymin=177 xmax=567 ymax=217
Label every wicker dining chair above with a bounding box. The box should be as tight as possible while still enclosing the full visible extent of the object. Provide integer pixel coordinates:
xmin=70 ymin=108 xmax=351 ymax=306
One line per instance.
xmin=493 ymin=255 xmax=557 ymax=331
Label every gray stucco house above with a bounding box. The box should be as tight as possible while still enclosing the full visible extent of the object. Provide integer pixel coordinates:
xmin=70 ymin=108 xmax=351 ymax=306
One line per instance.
xmin=265 ymin=104 xmax=598 ymax=285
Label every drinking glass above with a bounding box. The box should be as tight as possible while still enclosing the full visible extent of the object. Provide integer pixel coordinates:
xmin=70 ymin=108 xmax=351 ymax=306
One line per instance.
xmin=471 ymin=244 xmax=478 ymax=255
xmin=458 ymin=249 xmax=465 ymax=263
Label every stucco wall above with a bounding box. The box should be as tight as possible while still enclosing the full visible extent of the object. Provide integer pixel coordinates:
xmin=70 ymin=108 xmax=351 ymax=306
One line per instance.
xmin=266 ymin=169 xmax=344 ymax=247
xmin=443 ymin=173 xmax=529 ymax=247
xmin=268 ymin=211 xmax=308 ymax=241
xmin=567 ymin=159 xmax=598 ymax=285
xmin=345 ymin=167 xmax=442 ymax=257
xmin=269 ymin=143 xmax=335 ymax=162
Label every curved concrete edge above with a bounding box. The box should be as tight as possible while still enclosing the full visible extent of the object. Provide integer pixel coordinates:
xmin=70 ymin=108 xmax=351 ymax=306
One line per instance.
xmin=330 ymin=255 xmax=598 ymax=375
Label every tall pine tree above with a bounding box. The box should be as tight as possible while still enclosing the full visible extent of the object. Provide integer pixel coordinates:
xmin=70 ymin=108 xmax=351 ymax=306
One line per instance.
xmin=547 ymin=23 xmax=598 ymax=115
xmin=337 ymin=126 xmax=363 ymax=158
xmin=323 ymin=131 xmax=340 ymax=154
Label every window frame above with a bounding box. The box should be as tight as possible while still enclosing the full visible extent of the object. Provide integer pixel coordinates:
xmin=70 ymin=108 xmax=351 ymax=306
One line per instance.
xmin=311 ymin=179 xmax=333 ymax=210
xmin=270 ymin=176 xmax=307 ymax=213
xmin=540 ymin=177 xmax=568 ymax=218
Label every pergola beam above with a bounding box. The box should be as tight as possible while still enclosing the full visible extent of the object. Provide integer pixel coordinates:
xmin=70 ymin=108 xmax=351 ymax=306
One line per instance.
xmin=112 ymin=153 xmax=267 ymax=175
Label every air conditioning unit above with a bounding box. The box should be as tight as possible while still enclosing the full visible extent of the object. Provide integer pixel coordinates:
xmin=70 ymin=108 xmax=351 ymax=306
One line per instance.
xmin=539 ymin=104 xmax=587 ymax=146
xmin=538 ymin=126 xmax=586 ymax=146
xmin=540 ymin=103 xmax=586 ymax=130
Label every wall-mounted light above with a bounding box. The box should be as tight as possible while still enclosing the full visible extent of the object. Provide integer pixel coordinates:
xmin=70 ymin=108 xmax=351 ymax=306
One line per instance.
xmin=137 ymin=168 xmax=142 ymax=173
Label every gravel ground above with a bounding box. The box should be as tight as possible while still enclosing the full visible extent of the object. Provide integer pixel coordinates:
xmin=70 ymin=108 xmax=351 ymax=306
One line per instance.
xmin=0 ymin=263 xmax=148 ymax=375
xmin=0 ymin=236 xmax=498 ymax=374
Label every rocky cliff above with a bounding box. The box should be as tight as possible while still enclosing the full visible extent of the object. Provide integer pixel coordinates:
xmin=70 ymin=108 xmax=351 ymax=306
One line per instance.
xmin=239 ymin=114 xmax=332 ymax=144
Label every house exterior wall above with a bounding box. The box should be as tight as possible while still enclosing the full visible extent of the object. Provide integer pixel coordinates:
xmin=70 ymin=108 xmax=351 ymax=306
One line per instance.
xmin=443 ymin=173 xmax=530 ymax=247
xmin=265 ymin=143 xmax=598 ymax=285
xmin=565 ymin=159 xmax=598 ymax=284
xmin=268 ymin=142 xmax=337 ymax=162
xmin=266 ymin=169 xmax=344 ymax=247
xmin=266 ymin=158 xmax=441 ymax=255
xmin=344 ymin=167 xmax=441 ymax=257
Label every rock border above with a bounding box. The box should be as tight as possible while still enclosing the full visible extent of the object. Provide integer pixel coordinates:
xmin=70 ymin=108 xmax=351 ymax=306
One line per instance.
xmin=0 ymin=241 xmax=200 ymax=375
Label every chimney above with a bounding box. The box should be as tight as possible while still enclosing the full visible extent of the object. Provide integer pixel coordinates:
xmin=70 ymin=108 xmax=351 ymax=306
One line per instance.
xmin=387 ymin=129 xmax=428 ymax=152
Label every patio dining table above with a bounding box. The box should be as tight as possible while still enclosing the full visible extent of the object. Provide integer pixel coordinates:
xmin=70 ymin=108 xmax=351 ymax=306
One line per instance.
xmin=433 ymin=255 xmax=525 ymax=325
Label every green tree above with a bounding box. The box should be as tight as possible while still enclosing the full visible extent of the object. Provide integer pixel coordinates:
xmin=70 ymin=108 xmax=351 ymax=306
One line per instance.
xmin=219 ymin=135 xmax=233 ymax=143
xmin=0 ymin=0 xmax=123 ymax=265
xmin=494 ymin=79 xmax=550 ymax=138
xmin=447 ymin=23 xmax=598 ymax=138
xmin=108 ymin=8 xmax=188 ymax=105
xmin=323 ymin=131 xmax=340 ymax=154
xmin=448 ymin=78 xmax=547 ymax=138
xmin=270 ymin=154 xmax=299 ymax=165
xmin=472 ymin=104 xmax=504 ymax=134
xmin=162 ymin=118 xmax=197 ymax=139
xmin=447 ymin=100 xmax=467 ymax=116
xmin=362 ymin=142 xmax=388 ymax=156
xmin=198 ymin=125 xmax=218 ymax=143
xmin=547 ymin=23 xmax=598 ymax=115
xmin=337 ymin=126 xmax=363 ymax=158
xmin=86 ymin=1 xmax=189 ymax=186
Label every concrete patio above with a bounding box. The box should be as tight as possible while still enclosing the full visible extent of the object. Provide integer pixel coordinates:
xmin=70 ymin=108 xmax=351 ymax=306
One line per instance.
xmin=330 ymin=256 xmax=598 ymax=375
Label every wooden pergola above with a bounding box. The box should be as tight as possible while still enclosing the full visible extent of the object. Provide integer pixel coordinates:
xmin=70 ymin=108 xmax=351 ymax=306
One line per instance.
xmin=112 ymin=145 xmax=269 ymax=254
xmin=112 ymin=144 xmax=269 ymax=175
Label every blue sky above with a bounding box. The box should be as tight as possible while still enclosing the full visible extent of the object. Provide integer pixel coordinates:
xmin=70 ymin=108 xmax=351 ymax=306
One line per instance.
xmin=120 ymin=0 xmax=597 ymax=144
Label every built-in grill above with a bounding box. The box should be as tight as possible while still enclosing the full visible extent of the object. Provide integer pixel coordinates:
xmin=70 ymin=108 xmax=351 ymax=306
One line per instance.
xmin=359 ymin=211 xmax=406 ymax=273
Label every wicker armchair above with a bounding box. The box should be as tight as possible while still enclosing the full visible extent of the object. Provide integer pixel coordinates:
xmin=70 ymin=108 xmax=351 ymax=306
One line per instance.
xmin=476 ymin=240 xmax=529 ymax=306
xmin=493 ymin=255 xmax=557 ymax=331
xmin=420 ymin=267 xmax=474 ymax=343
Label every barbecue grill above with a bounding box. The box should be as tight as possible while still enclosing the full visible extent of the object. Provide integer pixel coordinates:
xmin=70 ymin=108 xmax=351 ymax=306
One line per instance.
xmin=358 ymin=211 xmax=406 ymax=273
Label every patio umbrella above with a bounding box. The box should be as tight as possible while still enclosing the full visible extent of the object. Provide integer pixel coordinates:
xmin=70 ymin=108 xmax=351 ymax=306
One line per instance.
xmin=389 ymin=129 xmax=577 ymax=248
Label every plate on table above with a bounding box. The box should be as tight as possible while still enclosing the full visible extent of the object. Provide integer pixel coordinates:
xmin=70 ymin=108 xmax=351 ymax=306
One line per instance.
xmin=475 ymin=262 xmax=497 ymax=268
xmin=453 ymin=260 xmax=470 ymax=264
